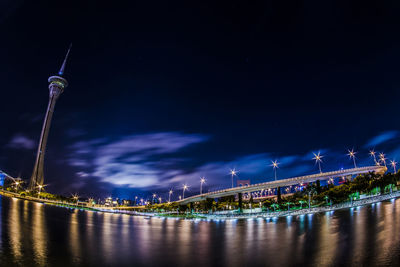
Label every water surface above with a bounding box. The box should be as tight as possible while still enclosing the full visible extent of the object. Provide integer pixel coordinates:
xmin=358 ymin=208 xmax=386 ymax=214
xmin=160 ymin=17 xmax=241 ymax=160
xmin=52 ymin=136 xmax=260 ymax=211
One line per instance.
xmin=0 ymin=196 xmax=399 ymax=266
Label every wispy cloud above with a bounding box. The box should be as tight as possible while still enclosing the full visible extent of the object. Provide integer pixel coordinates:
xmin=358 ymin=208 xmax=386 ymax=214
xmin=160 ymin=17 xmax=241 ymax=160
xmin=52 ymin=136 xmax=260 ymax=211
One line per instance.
xmin=364 ymin=131 xmax=399 ymax=148
xmin=65 ymin=130 xmax=400 ymax=197
xmin=7 ymin=134 xmax=35 ymax=150
xmin=68 ymin=132 xmax=209 ymax=188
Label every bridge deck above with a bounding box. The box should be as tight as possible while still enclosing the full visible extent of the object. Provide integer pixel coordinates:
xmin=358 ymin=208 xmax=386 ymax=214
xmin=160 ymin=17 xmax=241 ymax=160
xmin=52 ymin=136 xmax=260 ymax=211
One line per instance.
xmin=178 ymin=166 xmax=386 ymax=205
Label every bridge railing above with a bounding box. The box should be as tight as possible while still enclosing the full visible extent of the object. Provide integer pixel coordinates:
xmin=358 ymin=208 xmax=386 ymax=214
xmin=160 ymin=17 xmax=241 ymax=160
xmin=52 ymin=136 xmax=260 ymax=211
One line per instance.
xmin=178 ymin=166 xmax=386 ymax=203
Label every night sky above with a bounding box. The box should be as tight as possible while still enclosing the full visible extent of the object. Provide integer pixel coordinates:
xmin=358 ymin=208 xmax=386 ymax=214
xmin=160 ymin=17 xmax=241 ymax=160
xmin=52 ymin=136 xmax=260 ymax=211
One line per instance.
xmin=1 ymin=0 xmax=400 ymax=200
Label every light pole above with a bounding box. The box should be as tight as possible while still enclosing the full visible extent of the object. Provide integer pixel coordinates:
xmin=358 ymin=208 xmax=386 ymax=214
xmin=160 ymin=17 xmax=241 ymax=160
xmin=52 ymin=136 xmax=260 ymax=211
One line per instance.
xmin=152 ymin=193 xmax=157 ymax=204
xmin=135 ymin=196 xmax=138 ymax=205
xmin=379 ymin=153 xmax=387 ymax=167
xmin=14 ymin=181 xmax=20 ymax=191
xmin=72 ymin=193 xmax=79 ymax=204
xmin=158 ymin=197 xmax=162 ymax=204
xmin=200 ymin=177 xmax=206 ymax=194
xmin=347 ymin=149 xmax=357 ymax=168
xmin=270 ymin=160 xmax=279 ymax=181
xmin=229 ymin=169 xmax=238 ymax=188
xmin=168 ymin=189 xmax=173 ymax=202
xmin=182 ymin=184 xmax=188 ymax=199
xmin=37 ymin=184 xmax=44 ymax=198
xmin=369 ymin=150 xmax=378 ymax=165
xmin=391 ymin=160 xmax=397 ymax=173
xmin=312 ymin=152 xmax=323 ymax=173
xmin=179 ymin=195 xmax=182 ymax=200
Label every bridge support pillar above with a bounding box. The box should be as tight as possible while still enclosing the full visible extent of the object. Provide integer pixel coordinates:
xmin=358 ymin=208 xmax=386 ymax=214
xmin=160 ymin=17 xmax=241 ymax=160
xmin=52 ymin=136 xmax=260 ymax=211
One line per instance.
xmin=188 ymin=202 xmax=193 ymax=214
xmin=238 ymin=193 xmax=243 ymax=213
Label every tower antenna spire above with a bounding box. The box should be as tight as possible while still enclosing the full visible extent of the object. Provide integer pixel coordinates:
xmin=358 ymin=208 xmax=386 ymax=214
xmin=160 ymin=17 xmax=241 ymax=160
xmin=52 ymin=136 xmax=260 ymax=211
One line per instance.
xmin=58 ymin=43 xmax=72 ymax=76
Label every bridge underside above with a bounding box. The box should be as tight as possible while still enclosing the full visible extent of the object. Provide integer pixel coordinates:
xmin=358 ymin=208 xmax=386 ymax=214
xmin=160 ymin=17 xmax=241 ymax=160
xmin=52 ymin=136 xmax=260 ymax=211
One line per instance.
xmin=178 ymin=166 xmax=386 ymax=205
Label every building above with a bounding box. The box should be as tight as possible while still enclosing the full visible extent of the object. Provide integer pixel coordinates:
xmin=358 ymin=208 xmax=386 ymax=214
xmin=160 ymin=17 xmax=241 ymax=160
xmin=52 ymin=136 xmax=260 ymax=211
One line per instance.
xmin=29 ymin=45 xmax=72 ymax=191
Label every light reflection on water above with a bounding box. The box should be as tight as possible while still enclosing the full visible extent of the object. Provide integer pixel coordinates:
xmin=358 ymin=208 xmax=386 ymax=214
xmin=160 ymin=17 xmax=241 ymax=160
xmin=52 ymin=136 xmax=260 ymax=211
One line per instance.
xmin=32 ymin=202 xmax=47 ymax=266
xmin=9 ymin=198 xmax=21 ymax=262
xmin=0 ymin=196 xmax=400 ymax=266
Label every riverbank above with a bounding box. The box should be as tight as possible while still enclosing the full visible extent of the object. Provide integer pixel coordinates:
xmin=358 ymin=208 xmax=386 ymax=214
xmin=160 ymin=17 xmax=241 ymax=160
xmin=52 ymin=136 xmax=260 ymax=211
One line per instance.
xmin=197 ymin=191 xmax=400 ymax=220
xmin=1 ymin=188 xmax=399 ymax=220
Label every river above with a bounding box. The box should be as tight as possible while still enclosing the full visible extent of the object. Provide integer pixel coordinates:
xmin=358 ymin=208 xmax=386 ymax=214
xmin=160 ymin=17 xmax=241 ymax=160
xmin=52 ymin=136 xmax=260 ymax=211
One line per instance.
xmin=0 ymin=195 xmax=399 ymax=266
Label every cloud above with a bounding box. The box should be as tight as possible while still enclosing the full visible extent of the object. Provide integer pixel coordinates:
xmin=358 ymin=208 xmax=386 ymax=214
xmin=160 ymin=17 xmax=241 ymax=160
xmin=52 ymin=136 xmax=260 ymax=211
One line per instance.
xmin=68 ymin=132 xmax=209 ymax=188
xmin=65 ymin=130 xmax=400 ymax=197
xmin=164 ymin=153 xmax=309 ymax=193
xmin=364 ymin=131 xmax=399 ymax=148
xmin=7 ymin=134 xmax=35 ymax=150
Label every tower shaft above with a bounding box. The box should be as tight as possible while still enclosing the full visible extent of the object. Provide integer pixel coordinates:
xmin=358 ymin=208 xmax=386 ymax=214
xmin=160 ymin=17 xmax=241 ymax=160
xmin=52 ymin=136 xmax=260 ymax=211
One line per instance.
xmin=29 ymin=76 xmax=67 ymax=190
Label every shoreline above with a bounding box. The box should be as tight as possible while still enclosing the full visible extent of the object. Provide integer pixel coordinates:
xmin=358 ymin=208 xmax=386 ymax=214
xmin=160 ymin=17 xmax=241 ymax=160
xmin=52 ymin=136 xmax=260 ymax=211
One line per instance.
xmin=197 ymin=191 xmax=400 ymax=220
xmin=1 ymin=189 xmax=399 ymax=220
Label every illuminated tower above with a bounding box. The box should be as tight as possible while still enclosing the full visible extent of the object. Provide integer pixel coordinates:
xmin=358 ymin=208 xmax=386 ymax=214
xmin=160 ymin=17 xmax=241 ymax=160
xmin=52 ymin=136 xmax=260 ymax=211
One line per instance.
xmin=29 ymin=45 xmax=71 ymax=191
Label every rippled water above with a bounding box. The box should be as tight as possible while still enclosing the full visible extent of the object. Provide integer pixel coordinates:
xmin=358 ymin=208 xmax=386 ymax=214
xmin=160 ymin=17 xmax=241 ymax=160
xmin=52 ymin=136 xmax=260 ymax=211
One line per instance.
xmin=0 ymin=196 xmax=399 ymax=266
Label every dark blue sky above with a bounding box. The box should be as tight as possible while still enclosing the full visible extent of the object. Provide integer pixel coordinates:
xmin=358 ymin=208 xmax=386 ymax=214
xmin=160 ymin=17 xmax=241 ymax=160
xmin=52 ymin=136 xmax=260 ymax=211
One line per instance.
xmin=1 ymin=0 xmax=400 ymax=200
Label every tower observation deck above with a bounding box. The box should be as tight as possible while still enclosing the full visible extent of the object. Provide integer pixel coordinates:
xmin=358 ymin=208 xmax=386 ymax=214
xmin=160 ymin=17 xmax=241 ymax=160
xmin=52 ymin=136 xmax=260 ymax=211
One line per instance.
xmin=29 ymin=45 xmax=71 ymax=191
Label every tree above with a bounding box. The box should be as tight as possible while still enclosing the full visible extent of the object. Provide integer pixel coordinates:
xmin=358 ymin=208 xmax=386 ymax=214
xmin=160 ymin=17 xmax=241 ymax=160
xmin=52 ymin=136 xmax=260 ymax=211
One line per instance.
xmin=316 ymin=180 xmax=321 ymax=194
xmin=271 ymin=203 xmax=279 ymax=211
xmin=299 ymin=200 xmax=306 ymax=209
xmin=304 ymin=185 xmax=317 ymax=208
xmin=249 ymin=195 xmax=255 ymax=208
xmin=285 ymin=201 xmax=293 ymax=211
xmin=277 ymin=187 xmax=282 ymax=203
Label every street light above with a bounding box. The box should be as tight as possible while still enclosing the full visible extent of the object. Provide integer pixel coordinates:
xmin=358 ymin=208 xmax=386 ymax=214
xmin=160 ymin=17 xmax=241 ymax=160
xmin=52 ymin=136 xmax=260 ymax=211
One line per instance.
xmin=72 ymin=193 xmax=79 ymax=204
xmin=369 ymin=150 xmax=378 ymax=165
xmin=347 ymin=149 xmax=357 ymax=168
xmin=312 ymin=152 xmax=323 ymax=173
xmin=200 ymin=177 xmax=206 ymax=194
xmin=14 ymin=180 xmax=21 ymax=191
xmin=270 ymin=160 xmax=279 ymax=181
xmin=391 ymin=160 xmax=397 ymax=173
xmin=229 ymin=169 xmax=238 ymax=188
xmin=37 ymin=184 xmax=45 ymax=198
xmin=168 ymin=189 xmax=173 ymax=202
xmin=182 ymin=184 xmax=188 ymax=199
xmin=158 ymin=197 xmax=162 ymax=203
xmin=379 ymin=153 xmax=387 ymax=167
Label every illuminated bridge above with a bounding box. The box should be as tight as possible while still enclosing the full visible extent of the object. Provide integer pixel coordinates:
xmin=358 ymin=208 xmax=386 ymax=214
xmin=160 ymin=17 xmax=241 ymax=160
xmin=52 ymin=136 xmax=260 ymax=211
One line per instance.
xmin=0 ymin=170 xmax=15 ymax=186
xmin=178 ymin=165 xmax=387 ymax=205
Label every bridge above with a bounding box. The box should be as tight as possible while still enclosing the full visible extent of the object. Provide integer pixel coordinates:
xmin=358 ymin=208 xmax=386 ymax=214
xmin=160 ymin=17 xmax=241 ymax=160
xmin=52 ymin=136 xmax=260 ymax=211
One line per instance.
xmin=0 ymin=170 xmax=16 ymax=187
xmin=177 ymin=165 xmax=387 ymax=205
